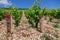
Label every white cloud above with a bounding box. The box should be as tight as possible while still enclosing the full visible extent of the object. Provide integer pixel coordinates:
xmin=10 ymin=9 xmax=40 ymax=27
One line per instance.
xmin=0 ymin=0 xmax=12 ymax=7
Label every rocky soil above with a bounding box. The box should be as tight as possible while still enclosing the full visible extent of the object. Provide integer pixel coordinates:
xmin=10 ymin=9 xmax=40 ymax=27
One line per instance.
xmin=0 ymin=12 xmax=60 ymax=40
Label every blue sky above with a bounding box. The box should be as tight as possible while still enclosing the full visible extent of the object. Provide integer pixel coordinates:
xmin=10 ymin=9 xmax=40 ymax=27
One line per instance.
xmin=0 ymin=0 xmax=60 ymax=9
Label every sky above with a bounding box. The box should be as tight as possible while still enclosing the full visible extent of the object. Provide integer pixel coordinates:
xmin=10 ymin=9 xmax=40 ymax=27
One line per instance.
xmin=0 ymin=0 xmax=60 ymax=9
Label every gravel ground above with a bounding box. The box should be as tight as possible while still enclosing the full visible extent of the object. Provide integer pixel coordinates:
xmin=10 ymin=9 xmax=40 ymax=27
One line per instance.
xmin=0 ymin=12 xmax=60 ymax=40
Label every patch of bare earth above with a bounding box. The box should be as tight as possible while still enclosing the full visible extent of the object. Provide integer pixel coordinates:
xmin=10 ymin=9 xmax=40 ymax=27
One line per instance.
xmin=0 ymin=12 xmax=60 ymax=40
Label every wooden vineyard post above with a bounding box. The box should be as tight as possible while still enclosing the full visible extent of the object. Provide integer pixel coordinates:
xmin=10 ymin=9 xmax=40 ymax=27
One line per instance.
xmin=38 ymin=15 xmax=43 ymax=32
xmin=6 ymin=13 xmax=12 ymax=40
